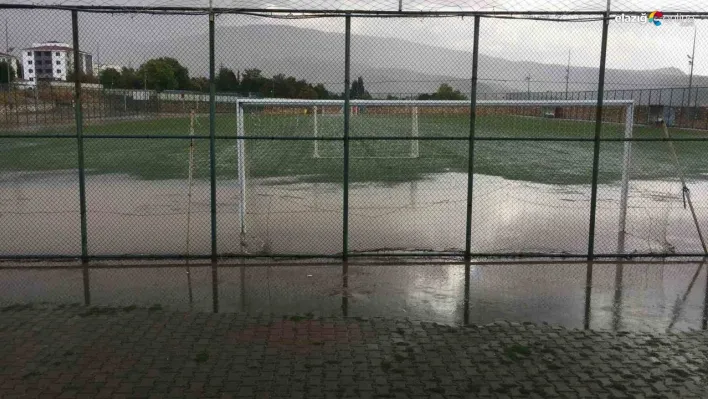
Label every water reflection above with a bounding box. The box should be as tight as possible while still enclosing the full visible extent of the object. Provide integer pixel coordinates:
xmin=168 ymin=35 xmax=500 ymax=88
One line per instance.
xmin=2 ymin=260 xmax=705 ymax=332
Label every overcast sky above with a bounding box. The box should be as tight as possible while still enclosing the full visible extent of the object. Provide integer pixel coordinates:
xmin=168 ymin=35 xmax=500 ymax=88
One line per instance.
xmin=1 ymin=2 xmax=706 ymax=77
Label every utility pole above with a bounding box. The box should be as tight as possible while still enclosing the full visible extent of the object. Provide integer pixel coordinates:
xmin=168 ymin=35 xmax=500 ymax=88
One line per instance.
xmin=5 ymin=18 xmax=10 ymax=85
xmin=687 ymin=25 xmax=696 ymax=108
xmin=565 ymin=50 xmax=571 ymax=100
xmin=525 ymin=74 xmax=531 ymax=99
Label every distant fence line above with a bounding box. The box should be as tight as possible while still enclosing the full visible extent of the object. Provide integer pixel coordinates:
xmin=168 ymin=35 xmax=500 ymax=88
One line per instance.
xmin=3 ymin=84 xmax=708 ymax=130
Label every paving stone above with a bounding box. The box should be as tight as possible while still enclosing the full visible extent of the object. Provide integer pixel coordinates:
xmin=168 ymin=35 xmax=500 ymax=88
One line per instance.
xmin=0 ymin=307 xmax=706 ymax=398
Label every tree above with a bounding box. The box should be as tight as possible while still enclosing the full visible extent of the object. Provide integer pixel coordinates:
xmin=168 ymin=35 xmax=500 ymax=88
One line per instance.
xmin=350 ymin=76 xmax=371 ymax=99
xmin=313 ymin=83 xmax=334 ymax=99
xmin=240 ymin=69 xmax=267 ymax=94
xmin=216 ymin=67 xmax=239 ymax=92
xmin=138 ymin=58 xmax=191 ymax=91
xmin=138 ymin=59 xmax=177 ymax=91
xmin=0 ymin=61 xmax=15 ymax=84
xmin=189 ymin=77 xmax=209 ymax=92
xmin=119 ymin=67 xmax=143 ymax=89
xmin=157 ymin=57 xmax=190 ymax=89
xmin=98 ymin=67 xmax=122 ymax=89
xmin=67 ymin=70 xmax=99 ymax=84
xmin=418 ymin=83 xmax=466 ymax=101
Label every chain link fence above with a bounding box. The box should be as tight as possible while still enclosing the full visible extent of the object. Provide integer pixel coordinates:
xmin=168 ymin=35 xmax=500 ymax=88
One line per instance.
xmin=0 ymin=2 xmax=707 ymax=322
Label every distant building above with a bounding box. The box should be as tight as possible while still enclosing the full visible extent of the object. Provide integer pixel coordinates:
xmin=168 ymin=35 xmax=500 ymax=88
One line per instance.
xmin=21 ymin=41 xmax=93 ymax=85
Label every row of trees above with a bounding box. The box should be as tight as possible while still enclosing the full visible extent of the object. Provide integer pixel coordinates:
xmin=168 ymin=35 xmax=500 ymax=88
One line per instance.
xmin=97 ymin=58 xmax=341 ymax=99
xmin=96 ymin=57 xmax=465 ymax=101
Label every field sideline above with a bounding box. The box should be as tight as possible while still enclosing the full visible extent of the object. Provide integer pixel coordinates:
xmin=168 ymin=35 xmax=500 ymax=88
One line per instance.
xmin=1 ymin=112 xmax=708 ymax=185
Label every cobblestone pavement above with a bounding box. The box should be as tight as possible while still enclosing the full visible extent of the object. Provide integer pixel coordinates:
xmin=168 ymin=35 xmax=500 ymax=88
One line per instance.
xmin=0 ymin=304 xmax=707 ymax=398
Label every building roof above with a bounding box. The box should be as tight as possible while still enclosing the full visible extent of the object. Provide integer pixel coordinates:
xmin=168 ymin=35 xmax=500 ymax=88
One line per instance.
xmin=24 ymin=46 xmax=73 ymax=51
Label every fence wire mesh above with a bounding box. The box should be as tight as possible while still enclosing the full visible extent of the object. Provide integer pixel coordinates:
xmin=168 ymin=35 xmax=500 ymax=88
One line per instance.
xmin=1 ymin=5 xmax=708 ymax=263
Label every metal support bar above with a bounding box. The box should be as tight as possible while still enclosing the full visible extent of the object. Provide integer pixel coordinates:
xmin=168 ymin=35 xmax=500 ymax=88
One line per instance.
xmin=342 ymin=14 xmax=351 ymax=261
xmin=587 ymin=11 xmax=610 ymax=261
xmin=208 ymin=10 xmax=219 ymax=313
xmin=661 ymin=122 xmax=708 ymax=255
xmin=465 ymin=15 xmax=480 ymax=260
xmin=72 ymin=10 xmax=90 ymax=306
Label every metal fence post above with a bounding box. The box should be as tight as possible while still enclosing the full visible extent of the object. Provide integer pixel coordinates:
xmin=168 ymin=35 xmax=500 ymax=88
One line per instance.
xmin=72 ymin=10 xmax=90 ymax=306
xmin=587 ymin=10 xmax=610 ymax=261
xmin=342 ymin=14 xmax=351 ymax=261
xmin=585 ymin=9 xmax=610 ymax=329
xmin=209 ymin=10 xmax=219 ymax=313
xmin=465 ymin=15 xmax=480 ymax=260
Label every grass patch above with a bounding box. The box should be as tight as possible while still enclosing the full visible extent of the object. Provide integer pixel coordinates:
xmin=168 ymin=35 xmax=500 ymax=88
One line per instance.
xmin=4 ymin=113 xmax=707 ymax=185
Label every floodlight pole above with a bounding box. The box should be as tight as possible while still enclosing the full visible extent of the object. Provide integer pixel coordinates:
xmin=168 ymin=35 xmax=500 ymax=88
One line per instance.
xmin=687 ymin=25 xmax=696 ymax=108
xmin=72 ymin=10 xmax=90 ymax=306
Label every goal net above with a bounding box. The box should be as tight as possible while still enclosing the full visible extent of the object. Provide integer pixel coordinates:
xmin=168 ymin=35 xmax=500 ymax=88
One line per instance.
xmin=312 ymin=104 xmax=419 ymax=159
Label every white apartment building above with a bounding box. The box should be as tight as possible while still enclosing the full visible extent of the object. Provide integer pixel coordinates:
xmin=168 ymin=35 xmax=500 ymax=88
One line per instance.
xmin=21 ymin=41 xmax=93 ymax=85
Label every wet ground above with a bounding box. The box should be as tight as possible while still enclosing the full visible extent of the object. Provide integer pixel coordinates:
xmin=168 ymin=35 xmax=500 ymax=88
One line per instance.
xmin=1 ymin=171 xmax=707 ymax=256
xmin=1 ymin=171 xmax=707 ymax=331
xmin=0 ymin=261 xmax=706 ymax=332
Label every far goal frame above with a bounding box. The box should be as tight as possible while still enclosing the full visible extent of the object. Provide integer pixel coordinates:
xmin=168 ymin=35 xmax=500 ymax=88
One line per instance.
xmin=235 ymin=98 xmax=635 ymax=253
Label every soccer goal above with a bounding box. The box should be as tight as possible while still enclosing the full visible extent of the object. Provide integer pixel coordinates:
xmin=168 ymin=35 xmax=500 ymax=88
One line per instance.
xmin=235 ymin=98 xmax=635 ymax=250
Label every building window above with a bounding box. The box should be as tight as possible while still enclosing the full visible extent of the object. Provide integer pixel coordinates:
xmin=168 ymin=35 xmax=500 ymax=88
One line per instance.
xmin=44 ymin=51 xmax=50 ymax=56
xmin=56 ymin=61 xmax=61 ymax=65
xmin=27 ymin=60 xmax=32 ymax=65
xmin=28 ymin=68 xmax=33 ymax=73
xmin=36 ymin=60 xmax=42 ymax=65
xmin=27 ymin=51 xmax=31 ymax=56
xmin=29 ymin=77 xmax=34 ymax=81
xmin=56 ymin=52 xmax=60 ymax=56
xmin=56 ymin=69 xmax=62 ymax=74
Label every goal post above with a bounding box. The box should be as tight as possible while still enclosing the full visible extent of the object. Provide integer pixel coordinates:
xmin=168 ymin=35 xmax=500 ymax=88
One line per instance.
xmin=235 ymin=98 xmax=635 ymax=248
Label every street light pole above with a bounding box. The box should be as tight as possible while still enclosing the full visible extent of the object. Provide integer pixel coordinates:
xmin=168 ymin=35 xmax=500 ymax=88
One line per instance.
xmin=526 ymin=74 xmax=531 ymax=99
xmin=687 ymin=25 xmax=696 ymax=108
xmin=565 ymin=50 xmax=571 ymax=100
xmin=5 ymin=18 xmax=10 ymax=85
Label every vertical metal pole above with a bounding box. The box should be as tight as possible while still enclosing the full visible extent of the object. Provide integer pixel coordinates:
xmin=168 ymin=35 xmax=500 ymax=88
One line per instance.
xmin=72 ymin=11 xmax=90 ymax=306
xmin=587 ymin=10 xmax=610 ymax=261
xmin=236 ymin=100 xmax=246 ymax=235
xmin=209 ymin=9 xmax=219 ymax=313
xmin=585 ymin=7 xmax=611 ymax=330
xmin=465 ymin=16 xmax=480 ymax=260
xmin=703 ymin=264 xmax=708 ymax=330
xmin=617 ymin=103 xmax=633 ymax=254
xmin=342 ymin=15 xmax=351 ymax=261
